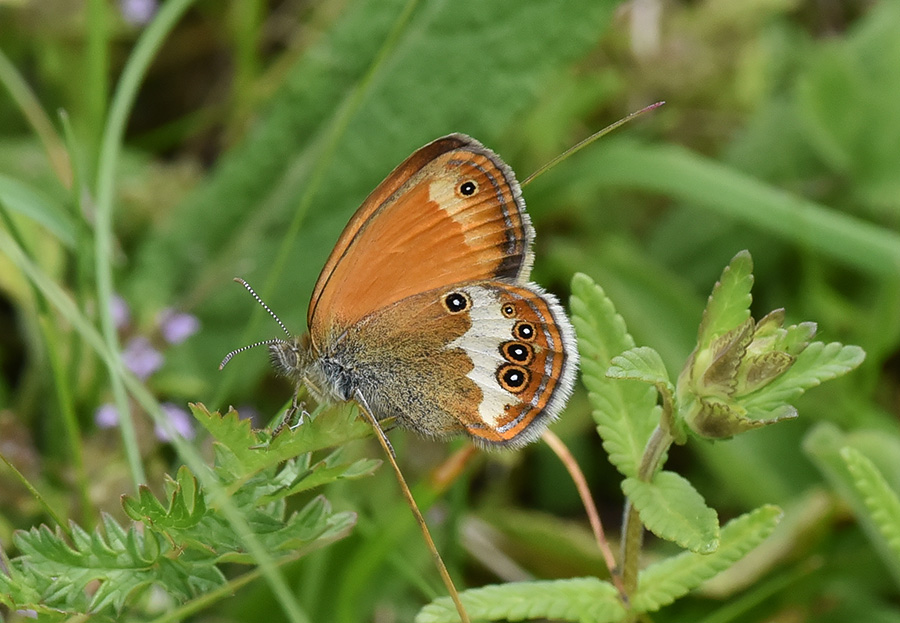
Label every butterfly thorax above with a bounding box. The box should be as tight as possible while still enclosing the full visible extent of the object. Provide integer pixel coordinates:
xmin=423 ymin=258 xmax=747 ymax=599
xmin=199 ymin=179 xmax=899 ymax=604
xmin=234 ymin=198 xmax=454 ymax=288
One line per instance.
xmin=268 ymin=331 xmax=358 ymax=405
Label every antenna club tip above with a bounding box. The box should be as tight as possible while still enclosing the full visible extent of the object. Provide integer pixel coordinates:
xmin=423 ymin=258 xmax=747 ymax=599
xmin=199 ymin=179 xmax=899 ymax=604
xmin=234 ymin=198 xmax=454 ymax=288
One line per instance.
xmin=233 ymin=277 xmax=247 ymax=285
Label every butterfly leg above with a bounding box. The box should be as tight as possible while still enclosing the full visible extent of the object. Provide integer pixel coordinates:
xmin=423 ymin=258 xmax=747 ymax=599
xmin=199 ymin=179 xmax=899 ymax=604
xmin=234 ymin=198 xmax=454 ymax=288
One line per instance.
xmin=354 ymin=389 xmax=396 ymax=459
xmin=271 ymin=391 xmax=307 ymax=436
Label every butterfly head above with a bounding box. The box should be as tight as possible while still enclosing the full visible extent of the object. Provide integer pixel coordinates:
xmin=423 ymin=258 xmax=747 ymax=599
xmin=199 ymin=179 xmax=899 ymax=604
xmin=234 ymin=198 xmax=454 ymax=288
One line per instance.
xmin=268 ymin=333 xmax=313 ymax=381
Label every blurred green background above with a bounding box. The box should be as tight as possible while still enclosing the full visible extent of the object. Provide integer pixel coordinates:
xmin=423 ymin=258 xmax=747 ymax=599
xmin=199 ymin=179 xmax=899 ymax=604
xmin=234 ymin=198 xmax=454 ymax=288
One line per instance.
xmin=0 ymin=0 xmax=899 ymax=621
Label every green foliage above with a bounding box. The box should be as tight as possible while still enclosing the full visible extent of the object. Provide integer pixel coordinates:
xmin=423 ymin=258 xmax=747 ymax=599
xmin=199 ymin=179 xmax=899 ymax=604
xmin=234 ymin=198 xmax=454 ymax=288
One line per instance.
xmin=622 ymin=472 xmax=718 ymax=553
xmin=842 ymin=447 xmax=900 ymax=568
xmin=805 ymin=423 xmax=900 ymax=588
xmin=417 ymin=577 xmax=625 ymax=623
xmin=677 ymin=252 xmax=864 ymax=439
xmin=0 ymin=406 xmax=372 ymax=617
xmin=571 ymin=273 xmax=659 ymax=479
xmin=696 ymin=250 xmax=754 ymax=350
xmin=632 ymin=505 xmax=782 ymax=612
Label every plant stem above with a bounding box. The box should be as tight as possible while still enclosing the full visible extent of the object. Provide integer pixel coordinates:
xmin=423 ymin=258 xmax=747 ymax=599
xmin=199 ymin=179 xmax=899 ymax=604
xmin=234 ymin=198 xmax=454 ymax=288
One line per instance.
xmin=355 ymin=393 xmax=471 ymax=623
xmin=542 ymin=430 xmax=628 ymax=602
xmin=620 ymin=424 xmax=675 ymax=595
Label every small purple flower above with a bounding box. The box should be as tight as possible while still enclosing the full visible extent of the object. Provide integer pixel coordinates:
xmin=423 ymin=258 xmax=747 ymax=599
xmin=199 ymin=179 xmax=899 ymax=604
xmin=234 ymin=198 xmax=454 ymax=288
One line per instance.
xmin=95 ymin=403 xmax=119 ymax=428
xmin=16 ymin=610 xmax=38 ymax=620
xmin=110 ymin=294 xmax=130 ymax=330
xmin=158 ymin=308 xmax=201 ymax=345
xmin=122 ymin=336 xmax=164 ymax=380
xmin=155 ymin=403 xmax=195 ymax=442
xmin=120 ymin=0 xmax=158 ymax=25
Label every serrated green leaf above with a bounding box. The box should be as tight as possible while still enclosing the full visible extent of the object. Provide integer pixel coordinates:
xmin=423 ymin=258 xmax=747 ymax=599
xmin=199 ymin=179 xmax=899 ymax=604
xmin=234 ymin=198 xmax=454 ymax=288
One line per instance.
xmin=841 ymin=447 xmax=900 ymax=568
xmin=805 ymin=423 xmax=900 ymax=586
xmin=696 ymin=251 xmax=753 ymax=351
xmin=741 ymin=342 xmax=865 ymax=418
xmin=216 ymin=496 xmax=357 ymax=563
xmin=0 ymin=562 xmax=47 ymax=612
xmin=622 ymin=471 xmax=719 ymax=553
xmin=191 ymin=403 xmax=372 ymax=477
xmin=608 ymin=346 xmax=673 ymax=389
xmin=416 ymin=577 xmax=625 ymax=623
xmin=571 ymin=273 xmax=658 ymax=478
xmin=8 ymin=517 xmax=211 ymax=614
xmin=778 ymin=321 xmax=817 ymax=355
xmin=633 ymin=505 xmax=782 ymax=612
xmin=122 ymin=469 xmax=208 ymax=532
xmin=260 ymin=457 xmax=381 ymax=503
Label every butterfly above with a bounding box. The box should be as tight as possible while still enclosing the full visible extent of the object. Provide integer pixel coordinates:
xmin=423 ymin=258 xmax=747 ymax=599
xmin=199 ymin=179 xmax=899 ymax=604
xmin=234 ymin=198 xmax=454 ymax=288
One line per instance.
xmin=224 ymin=134 xmax=578 ymax=449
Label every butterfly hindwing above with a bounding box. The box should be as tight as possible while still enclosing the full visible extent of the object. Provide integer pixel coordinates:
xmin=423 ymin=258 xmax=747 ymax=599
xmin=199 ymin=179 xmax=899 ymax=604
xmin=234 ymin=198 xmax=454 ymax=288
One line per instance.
xmin=326 ymin=280 xmax=577 ymax=448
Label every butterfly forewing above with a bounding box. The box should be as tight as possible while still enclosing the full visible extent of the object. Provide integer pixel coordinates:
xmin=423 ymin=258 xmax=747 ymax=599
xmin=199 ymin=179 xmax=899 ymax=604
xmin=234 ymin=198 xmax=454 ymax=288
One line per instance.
xmin=307 ymin=135 xmax=534 ymax=348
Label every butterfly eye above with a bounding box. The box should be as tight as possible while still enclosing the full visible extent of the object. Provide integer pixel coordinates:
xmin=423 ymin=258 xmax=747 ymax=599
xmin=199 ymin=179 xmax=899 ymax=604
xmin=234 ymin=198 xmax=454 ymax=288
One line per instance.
xmin=501 ymin=341 xmax=533 ymax=364
xmin=501 ymin=302 xmax=516 ymax=318
xmin=513 ymin=321 xmax=536 ymax=341
xmin=458 ymin=180 xmax=478 ymax=197
xmin=497 ymin=364 xmax=529 ymax=393
xmin=443 ymin=291 xmax=471 ymax=314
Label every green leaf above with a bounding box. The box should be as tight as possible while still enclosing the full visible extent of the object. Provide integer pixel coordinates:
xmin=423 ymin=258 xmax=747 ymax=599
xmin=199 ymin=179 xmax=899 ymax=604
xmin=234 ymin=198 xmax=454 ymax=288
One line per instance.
xmin=122 ymin=466 xmax=208 ymax=531
xmin=805 ymin=423 xmax=900 ymax=586
xmin=608 ymin=346 xmax=673 ymax=390
xmin=9 ymin=516 xmax=224 ymax=613
xmin=571 ymin=273 xmax=658 ymax=479
xmin=632 ymin=505 xmax=782 ymax=612
xmin=842 ymin=448 xmax=900 ymax=563
xmin=696 ymin=251 xmax=753 ymax=352
xmin=569 ymin=138 xmax=900 ymax=280
xmin=259 ymin=456 xmax=381 ymax=502
xmin=216 ymin=496 xmax=357 ymax=564
xmin=0 ymin=173 xmax=75 ymax=247
xmin=190 ymin=403 xmax=371 ymax=477
xmin=741 ymin=342 xmax=865 ymax=418
xmin=416 ymin=577 xmax=625 ymax=623
xmin=622 ymin=471 xmax=719 ymax=553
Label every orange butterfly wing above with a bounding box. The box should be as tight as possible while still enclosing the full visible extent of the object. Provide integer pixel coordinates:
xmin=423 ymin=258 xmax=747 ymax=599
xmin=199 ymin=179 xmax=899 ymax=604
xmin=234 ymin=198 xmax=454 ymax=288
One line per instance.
xmin=307 ymin=134 xmax=534 ymax=348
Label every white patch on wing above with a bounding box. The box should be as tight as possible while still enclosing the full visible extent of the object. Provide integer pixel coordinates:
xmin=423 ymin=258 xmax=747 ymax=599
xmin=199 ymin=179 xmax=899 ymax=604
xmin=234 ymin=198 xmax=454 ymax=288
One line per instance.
xmin=445 ymin=285 xmax=516 ymax=428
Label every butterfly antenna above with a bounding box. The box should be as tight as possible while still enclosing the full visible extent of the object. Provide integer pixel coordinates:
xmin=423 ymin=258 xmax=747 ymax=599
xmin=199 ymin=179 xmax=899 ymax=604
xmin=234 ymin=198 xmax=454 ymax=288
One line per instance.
xmin=219 ymin=338 xmax=291 ymax=370
xmin=233 ymin=277 xmax=293 ymax=338
xmin=521 ymin=101 xmax=666 ymax=187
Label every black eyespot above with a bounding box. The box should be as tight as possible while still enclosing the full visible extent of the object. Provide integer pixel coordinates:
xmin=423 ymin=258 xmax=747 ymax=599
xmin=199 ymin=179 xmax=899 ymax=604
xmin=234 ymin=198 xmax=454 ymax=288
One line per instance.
xmin=459 ymin=180 xmax=477 ymax=196
xmin=514 ymin=321 xmax=535 ymax=342
xmin=501 ymin=341 xmax=533 ymax=364
xmin=443 ymin=291 xmax=470 ymax=313
xmin=497 ymin=364 xmax=529 ymax=393
xmin=501 ymin=302 xmax=516 ymax=318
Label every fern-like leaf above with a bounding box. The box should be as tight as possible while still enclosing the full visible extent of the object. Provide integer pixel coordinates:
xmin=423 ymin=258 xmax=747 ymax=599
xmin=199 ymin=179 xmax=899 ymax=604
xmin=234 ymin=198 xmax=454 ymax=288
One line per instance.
xmin=9 ymin=516 xmax=224 ymax=613
xmin=190 ymin=403 xmax=371 ymax=477
xmin=841 ymin=447 xmax=900 ymax=570
xmin=416 ymin=577 xmax=625 ymax=623
xmin=122 ymin=466 xmax=207 ymax=531
xmin=632 ymin=504 xmax=782 ymax=612
xmin=570 ymin=273 xmax=658 ymax=478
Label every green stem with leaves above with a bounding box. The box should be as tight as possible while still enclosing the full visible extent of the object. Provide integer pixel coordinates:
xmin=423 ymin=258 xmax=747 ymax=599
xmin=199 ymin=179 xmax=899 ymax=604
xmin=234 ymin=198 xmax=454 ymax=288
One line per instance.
xmin=620 ymin=424 xmax=675 ymax=595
